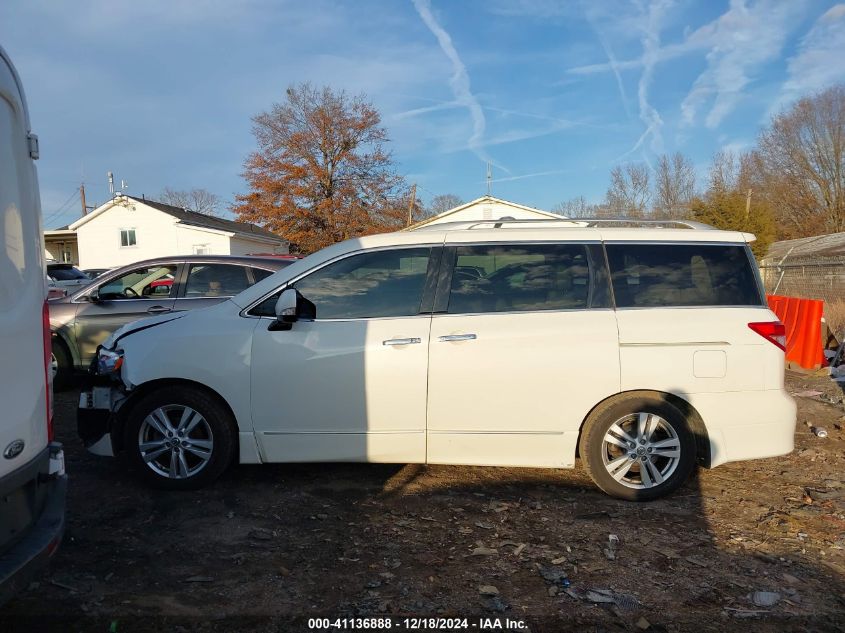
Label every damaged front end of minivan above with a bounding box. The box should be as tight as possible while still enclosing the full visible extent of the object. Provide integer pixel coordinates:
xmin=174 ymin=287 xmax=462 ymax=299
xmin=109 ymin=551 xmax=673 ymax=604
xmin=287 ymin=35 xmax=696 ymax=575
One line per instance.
xmin=77 ymin=313 xmax=187 ymax=457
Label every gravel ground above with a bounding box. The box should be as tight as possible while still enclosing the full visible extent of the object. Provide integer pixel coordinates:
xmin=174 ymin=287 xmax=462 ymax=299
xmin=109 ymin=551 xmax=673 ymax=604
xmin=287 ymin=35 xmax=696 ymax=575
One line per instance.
xmin=1 ymin=372 xmax=844 ymax=632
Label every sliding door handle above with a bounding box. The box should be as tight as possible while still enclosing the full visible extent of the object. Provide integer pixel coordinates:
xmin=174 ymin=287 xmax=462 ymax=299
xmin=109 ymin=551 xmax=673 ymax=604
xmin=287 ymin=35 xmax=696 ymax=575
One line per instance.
xmin=383 ymin=337 xmax=421 ymax=346
xmin=438 ymin=333 xmax=477 ymax=342
xmin=147 ymin=306 xmax=172 ymax=314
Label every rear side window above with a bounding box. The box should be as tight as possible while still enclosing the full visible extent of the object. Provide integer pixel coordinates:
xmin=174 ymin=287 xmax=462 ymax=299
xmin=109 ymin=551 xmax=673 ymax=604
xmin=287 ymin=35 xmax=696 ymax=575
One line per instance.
xmin=250 ymin=267 xmax=275 ymax=283
xmin=185 ymin=263 xmax=251 ymax=297
xmin=605 ymin=243 xmax=763 ymax=308
xmin=447 ymin=243 xmax=607 ymax=314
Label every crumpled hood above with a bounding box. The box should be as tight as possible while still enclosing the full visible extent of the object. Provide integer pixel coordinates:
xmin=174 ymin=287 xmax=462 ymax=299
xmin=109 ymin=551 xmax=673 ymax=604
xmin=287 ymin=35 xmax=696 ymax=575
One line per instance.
xmin=101 ymin=311 xmax=189 ymax=350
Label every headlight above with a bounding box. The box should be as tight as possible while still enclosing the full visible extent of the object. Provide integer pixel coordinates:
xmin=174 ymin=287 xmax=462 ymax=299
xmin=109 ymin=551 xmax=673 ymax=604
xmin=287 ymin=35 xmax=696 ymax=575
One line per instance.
xmin=97 ymin=348 xmax=124 ymax=374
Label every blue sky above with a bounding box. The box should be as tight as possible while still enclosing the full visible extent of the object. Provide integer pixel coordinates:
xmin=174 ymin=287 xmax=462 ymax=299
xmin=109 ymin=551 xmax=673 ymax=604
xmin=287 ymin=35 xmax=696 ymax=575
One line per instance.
xmin=2 ymin=0 xmax=845 ymax=228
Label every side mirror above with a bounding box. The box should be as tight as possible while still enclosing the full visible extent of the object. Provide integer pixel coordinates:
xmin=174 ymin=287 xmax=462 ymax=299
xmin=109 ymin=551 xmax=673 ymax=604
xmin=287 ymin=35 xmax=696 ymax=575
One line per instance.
xmin=268 ymin=288 xmax=315 ymax=331
xmin=274 ymin=288 xmax=298 ymax=323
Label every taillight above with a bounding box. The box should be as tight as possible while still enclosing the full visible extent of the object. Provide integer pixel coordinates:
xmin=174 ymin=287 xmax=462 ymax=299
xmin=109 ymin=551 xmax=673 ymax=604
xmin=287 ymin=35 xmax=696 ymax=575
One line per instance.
xmin=748 ymin=321 xmax=787 ymax=351
xmin=42 ymin=300 xmax=54 ymax=441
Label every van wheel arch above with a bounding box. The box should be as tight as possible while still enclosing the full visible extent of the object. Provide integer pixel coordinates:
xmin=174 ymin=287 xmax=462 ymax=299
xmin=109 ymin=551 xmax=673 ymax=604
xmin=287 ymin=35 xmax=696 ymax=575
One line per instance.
xmin=112 ymin=379 xmax=240 ymax=457
xmin=577 ymin=390 xmax=711 ymax=467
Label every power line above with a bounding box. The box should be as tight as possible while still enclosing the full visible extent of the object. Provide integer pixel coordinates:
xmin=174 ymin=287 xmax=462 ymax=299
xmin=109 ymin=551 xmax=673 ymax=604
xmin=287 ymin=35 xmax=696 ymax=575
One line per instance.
xmin=43 ymin=190 xmax=80 ymax=227
xmin=42 ymin=199 xmax=78 ymax=227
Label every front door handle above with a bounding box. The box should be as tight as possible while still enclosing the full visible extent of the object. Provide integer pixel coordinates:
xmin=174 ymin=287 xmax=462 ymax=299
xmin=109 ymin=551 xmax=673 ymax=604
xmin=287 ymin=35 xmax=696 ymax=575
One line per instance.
xmin=438 ymin=333 xmax=477 ymax=342
xmin=383 ymin=337 xmax=421 ymax=346
xmin=147 ymin=306 xmax=172 ymax=314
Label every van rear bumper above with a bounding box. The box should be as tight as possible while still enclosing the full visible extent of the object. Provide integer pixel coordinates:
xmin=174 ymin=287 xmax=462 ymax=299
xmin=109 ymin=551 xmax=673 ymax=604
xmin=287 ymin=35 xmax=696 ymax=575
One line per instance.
xmin=689 ymin=389 xmax=797 ymax=468
xmin=0 ymin=443 xmax=67 ymax=606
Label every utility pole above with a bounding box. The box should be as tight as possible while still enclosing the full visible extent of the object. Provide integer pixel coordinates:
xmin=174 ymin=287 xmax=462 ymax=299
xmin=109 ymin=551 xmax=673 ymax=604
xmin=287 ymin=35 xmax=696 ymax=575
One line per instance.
xmin=745 ymin=189 xmax=753 ymax=219
xmin=80 ymin=183 xmax=88 ymax=216
xmin=407 ymin=183 xmax=417 ymax=227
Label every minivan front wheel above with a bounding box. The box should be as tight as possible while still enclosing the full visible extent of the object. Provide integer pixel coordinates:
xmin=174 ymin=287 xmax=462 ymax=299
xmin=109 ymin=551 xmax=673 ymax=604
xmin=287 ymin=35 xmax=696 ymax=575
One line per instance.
xmin=580 ymin=393 xmax=696 ymax=501
xmin=124 ymin=386 xmax=236 ymax=490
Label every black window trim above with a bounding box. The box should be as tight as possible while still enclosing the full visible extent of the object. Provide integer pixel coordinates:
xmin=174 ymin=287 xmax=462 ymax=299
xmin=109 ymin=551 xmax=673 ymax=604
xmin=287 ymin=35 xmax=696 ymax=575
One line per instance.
xmin=241 ymin=244 xmax=444 ymax=321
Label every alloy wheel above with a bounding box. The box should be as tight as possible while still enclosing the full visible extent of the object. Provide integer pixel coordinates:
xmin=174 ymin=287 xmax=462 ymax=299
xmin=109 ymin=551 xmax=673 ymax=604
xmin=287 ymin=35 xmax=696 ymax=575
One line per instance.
xmin=138 ymin=405 xmax=214 ymax=479
xmin=600 ymin=412 xmax=681 ymax=489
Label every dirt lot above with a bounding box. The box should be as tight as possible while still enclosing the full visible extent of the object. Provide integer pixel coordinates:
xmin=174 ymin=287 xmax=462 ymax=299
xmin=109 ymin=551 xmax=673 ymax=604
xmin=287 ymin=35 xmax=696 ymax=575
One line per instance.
xmin=2 ymin=372 xmax=844 ymax=632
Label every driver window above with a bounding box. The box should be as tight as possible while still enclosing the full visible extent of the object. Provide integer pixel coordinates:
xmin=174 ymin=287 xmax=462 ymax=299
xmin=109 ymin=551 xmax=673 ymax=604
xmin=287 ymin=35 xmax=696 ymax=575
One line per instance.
xmin=97 ymin=265 xmax=177 ymax=300
xmin=293 ymin=248 xmax=431 ymax=319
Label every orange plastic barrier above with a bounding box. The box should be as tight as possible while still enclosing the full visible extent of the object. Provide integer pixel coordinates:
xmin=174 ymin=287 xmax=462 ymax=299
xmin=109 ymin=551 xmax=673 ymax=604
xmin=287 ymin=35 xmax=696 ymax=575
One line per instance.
xmin=767 ymin=295 xmax=825 ymax=370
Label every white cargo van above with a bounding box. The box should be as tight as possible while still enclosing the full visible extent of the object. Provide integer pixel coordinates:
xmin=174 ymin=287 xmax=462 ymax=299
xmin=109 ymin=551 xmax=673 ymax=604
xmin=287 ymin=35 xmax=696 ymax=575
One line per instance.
xmin=0 ymin=46 xmax=67 ymax=604
xmin=79 ymin=218 xmax=796 ymax=500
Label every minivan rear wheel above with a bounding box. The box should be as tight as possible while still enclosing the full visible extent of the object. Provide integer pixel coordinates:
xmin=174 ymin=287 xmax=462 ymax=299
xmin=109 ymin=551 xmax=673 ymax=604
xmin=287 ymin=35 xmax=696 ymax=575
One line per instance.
xmin=579 ymin=393 xmax=696 ymax=501
xmin=123 ymin=386 xmax=236 ymax=490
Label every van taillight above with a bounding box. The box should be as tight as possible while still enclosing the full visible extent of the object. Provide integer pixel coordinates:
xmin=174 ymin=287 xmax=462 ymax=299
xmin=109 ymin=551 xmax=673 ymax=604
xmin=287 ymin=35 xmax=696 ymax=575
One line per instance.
xmin=748 ymin=321 xmax=787 ymax=351
xmin=42 ymin=300 xmax=54 ymax=441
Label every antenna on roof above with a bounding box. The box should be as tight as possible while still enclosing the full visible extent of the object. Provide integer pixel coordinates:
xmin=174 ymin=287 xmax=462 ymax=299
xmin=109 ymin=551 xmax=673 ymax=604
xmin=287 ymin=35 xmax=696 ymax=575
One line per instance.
xmin=486 ymin=162 xmax=492 ymax=196
xmin=107 ymin=171 xmax=115 ymax=196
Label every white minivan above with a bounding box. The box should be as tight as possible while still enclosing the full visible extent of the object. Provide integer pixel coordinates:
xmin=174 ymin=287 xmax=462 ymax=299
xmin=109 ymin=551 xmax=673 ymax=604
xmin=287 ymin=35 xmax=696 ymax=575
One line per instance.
xmin=0 ymin=46 xmax=67 ymax=604
xmin=79 ymin=219 xmax=796 ymax=500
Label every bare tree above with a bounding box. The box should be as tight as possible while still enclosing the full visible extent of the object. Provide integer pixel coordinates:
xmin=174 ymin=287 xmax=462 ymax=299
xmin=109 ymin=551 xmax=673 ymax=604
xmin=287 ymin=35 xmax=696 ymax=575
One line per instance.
xmin=757 ymin=85 xmax=845 ymax=237
xmin=159 ymin=187 xmax=222 ymax=216
xmin=653 ymin=152 xmax=696 ymax=218
xmin=233 ymin=83 xmax=409 ymax=253
xmin=708 ymin=150 xmax=739 ymax=194
xmin=605 ymin=163 xmax=650 ymax=217
xmin=552 ymin=196 xmax=600 ymax=218
xmin=427 ymin=194 xmax=464 ymax=217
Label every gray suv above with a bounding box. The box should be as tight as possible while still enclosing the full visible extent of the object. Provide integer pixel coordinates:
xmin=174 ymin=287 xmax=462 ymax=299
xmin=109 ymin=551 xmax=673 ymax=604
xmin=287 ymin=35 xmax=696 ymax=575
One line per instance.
xmin=49 ymin=255 xmax=294 ymax=387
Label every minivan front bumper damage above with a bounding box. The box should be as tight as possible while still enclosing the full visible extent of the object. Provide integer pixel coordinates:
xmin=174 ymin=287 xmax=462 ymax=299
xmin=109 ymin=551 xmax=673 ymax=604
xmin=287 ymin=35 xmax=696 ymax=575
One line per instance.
xmin=77 ymin=381 xmax=127 ymax=457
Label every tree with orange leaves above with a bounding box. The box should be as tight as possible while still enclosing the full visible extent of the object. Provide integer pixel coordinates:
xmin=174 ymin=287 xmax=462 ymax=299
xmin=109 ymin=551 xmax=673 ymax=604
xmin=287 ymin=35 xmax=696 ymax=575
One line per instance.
xmin=233 ymin=83 xmax=415 ymax=254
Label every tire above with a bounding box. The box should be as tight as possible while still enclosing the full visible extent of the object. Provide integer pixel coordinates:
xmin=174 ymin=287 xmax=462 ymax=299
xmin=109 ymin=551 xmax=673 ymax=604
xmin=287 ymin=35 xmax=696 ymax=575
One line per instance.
xmin=51 ymin=338 xmax=73 ymax=391
xmin=123 ymin=385 xmax=236 ymax=490
xmin=579 ymin=392 xmax=697 ymax=501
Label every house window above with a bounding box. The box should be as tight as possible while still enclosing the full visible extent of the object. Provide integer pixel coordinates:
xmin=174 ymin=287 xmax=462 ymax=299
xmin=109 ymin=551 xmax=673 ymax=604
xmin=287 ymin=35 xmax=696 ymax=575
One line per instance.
xmin=193 ymin=244 xmax=211 ymax=255
xmin=120 ymin=229 xmax=137 ymax=247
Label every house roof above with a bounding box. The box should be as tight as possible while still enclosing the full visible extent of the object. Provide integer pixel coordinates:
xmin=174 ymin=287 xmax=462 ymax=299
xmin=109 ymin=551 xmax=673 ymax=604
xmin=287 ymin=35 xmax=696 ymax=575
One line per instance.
xmin=126 ymin=196 xmax=285 ymax=243
xmin=762 ymin=232 xmax=845 ymax=265
xmin=69 ymin=195 xmax=287 ymax=244
xmin=406 ymin=195 xmax=562 ymax=230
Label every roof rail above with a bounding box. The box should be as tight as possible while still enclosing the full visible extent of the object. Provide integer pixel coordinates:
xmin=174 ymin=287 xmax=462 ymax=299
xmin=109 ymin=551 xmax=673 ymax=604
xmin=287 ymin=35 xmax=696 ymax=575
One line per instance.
xmin=544 ymin=217 xmax=715 ymax=230
xmin=412 ymin=217 xmax=715 ymax=231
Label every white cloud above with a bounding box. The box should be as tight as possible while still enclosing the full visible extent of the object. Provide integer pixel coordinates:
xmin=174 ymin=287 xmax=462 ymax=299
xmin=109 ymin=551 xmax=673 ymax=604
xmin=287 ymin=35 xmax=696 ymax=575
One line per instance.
xmin=680 ymin=0 xmax=803 ymax=129
xmin=581 ymin=1 xmax=632 ymax=118
xmin=635 ymin=0 xmax=670 ymax=155
xmin=487 ymin=169 xmax=569 ymax=184
xmin=412 ymin=0 xmax=491 ymax=165
xmin=777 ymin=4 xmax=845 ymax=108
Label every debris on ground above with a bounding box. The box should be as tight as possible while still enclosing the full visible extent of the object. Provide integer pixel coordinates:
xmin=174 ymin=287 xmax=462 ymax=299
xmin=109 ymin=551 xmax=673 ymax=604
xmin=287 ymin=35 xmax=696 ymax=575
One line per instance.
xmin=604 ymin=533 xmax=620 ymax=560
xmin=3 ymin=370 xmax=844 ymax=632
xmin=750 ymin=591 xmax=781 ymax=607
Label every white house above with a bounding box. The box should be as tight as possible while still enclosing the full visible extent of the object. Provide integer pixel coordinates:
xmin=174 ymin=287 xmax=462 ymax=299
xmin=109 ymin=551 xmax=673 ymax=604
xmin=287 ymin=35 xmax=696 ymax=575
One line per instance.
xmin=408 ymin=195 xmax=563 ymax=230
xmin=44 ymin=227 xmax=79 ymax=264
xmin=68 ymin=195 xmax=289 ymax=269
